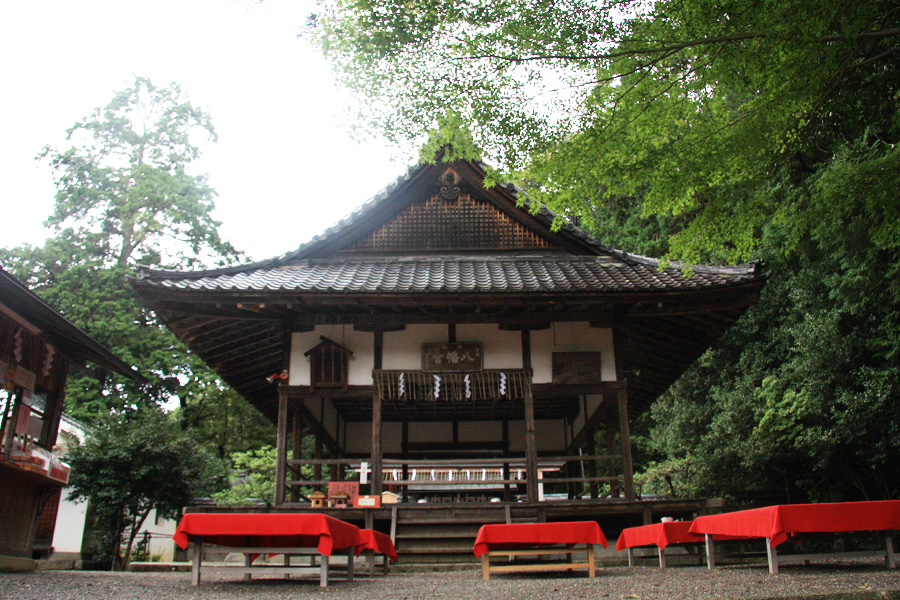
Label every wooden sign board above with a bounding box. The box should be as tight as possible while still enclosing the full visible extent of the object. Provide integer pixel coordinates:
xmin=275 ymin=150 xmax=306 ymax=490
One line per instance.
xmin=328 ymin=481 xmax=360 ymax=502
xmin=552 ymin=352 xmax=604 ymax=384
xmin=422 ymin=343 xmax=483 ymax=372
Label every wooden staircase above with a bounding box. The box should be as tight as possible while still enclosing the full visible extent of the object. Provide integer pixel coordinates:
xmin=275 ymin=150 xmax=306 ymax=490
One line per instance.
xmin=387 ymin=504 xmax=542 ymax=570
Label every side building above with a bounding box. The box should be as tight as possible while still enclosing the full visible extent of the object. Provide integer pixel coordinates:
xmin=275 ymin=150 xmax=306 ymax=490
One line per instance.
xmin=0 ymin=267 xmax=139 ymax=567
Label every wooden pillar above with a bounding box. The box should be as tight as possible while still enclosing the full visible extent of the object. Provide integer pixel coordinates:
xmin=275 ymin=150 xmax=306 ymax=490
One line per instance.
xmin=275 ymin=389 xmax=288 ymax=506
xmin=524 ymin=383 xmax=538 ymax=503
xmin=291 ymin=409 xmax=304 ymax=502
xmin=617 ymin=387 xmax=635 ymax=500
xmin=370 ymin=392 xmax=383 ymax=496
xmin=606 ymin=409 xmax=620 ymax=498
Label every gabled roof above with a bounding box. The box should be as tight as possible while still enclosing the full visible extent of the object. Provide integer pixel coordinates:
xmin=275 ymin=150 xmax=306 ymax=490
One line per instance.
xmin=0 ymin=267 xmax=141 ymax=380
xmin=133 ymin=158 xmax=766 ymax=422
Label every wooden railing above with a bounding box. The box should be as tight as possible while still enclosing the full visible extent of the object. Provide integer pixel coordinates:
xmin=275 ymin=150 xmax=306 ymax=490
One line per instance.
xmin=283 ymin=453 xmax=624 ymax=501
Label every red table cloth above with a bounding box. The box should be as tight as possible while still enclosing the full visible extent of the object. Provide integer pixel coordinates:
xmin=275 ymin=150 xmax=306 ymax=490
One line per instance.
xmin=616 ymin=521 xmax=704 ymax=551
xmin=689 ymin=500 xmax=900 ymax=547
xmin=355 ymin=529 xmax=398 ymax=562
xmin=173 ymin=513 xmax=360 ymax=556
xmin=473 ymin=521 xmax=608 ymax=558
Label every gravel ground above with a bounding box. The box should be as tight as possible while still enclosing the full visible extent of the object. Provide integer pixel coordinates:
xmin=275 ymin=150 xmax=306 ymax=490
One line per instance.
xmin=2 ymin=560 xmax=899 ymax=600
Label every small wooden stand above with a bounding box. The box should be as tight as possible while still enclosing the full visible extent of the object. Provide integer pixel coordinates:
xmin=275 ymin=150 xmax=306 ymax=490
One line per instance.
xmin=481 ymin=544 xmax=596 ymax=581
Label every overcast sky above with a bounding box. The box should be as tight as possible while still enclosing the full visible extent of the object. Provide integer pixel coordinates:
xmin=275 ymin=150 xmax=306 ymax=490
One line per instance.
xmin=1 ymin=0 xmax=410 ymax=262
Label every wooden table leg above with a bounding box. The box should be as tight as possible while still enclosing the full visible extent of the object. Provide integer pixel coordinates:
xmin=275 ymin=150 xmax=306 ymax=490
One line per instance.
xmin=705 ymin=534 xmax=716 ymax=569
xmin=320 ymin=554 xmax=329 ymax=588
xmin=658 ymin=546 xmax=666 ymax=569
xmin=766 ymin=538 xmax=779 ymax=575
xmin=482 ymin=554 xmax=491 ymax=581
xmin=191 ymin=537 xmax=202 ymax=586
xmin=346 ymin=546 xmax=355 ymax=582
xmin=588 ymin=544 xmax=596 ymax=577
xmin=627 ymin=548 xmax=634 ymax=567
xmin=885 ymin=532 xmax=896 ymax=569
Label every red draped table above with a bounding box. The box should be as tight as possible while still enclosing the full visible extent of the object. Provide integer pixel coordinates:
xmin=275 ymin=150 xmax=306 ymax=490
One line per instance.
xmin=689 ymin=500 xmax=900 ymax=574
xmin=473 ymin=521 xmax=609 ymax=580
xmin=173 ymin=513 xmax=362 ymax=587
xmin=355 ymin=529 xmax=398 ymax=575
xmin=616 ymin=521 xmax=709 ymax=568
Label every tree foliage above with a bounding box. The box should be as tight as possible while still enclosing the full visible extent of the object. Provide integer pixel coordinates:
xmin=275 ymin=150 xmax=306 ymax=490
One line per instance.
xmin=0 ymin=77 xmax=262 ymax=431
xmin=310 ymin=0 xmax=900 ymax=264
xmin=66 ymin=409 xmax=226 ymax=569
xmin=310 ymin=0 xmax=900 ymax=502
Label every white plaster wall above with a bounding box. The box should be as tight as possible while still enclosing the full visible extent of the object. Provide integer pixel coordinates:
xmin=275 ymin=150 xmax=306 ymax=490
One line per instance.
xmin=457 ymin=325 xmax=522 ymax=369
xmin=508 ymin=420 xmax=525 ymax=452
xmin=289 ymin=326 xmax=375 ymax=386
xmin=383 ymin=422 xmax=402 ymax=454
xmin=408 ymin=421 xmax=453 ymax=443
xmin=137 ymin=510 xmax=178 ymax=561
xmin=302 ymin=397 xmax=341 ymax=441
xmin=341 ymin=421 xmax=402 ymax=454
xmin=458 ymin=421 xmax=503 ymax=443
xmin=382 ymin=325 xmax=448 ymax=370
xmin=344 ymin=422 xmax=371 ymax=454
xmin=51 ymin=487 xmax=87 ymax=556
xmin=536 ymin=419 xmax=567 ymax=452
xmin=531 ymin=322 xmax=616 ymax=383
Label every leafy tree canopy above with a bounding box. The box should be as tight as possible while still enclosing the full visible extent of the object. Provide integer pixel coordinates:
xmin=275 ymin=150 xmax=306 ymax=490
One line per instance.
xmin=39 ymin=76 xmax=238 ymax=269
xmin=66 ymin=409 xmax=226 ymax=569
xmin=310 ymin=0 xmax=900 ymax=265
xmin=0 ymin=77 xmax=260 ymax=429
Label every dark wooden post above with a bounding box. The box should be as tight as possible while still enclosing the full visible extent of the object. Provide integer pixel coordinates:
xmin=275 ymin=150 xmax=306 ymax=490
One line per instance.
xmin=291 ymin=409 xmax=304 ymax=501
xmin=524 ymin=383 xmax=538 ymax=503
xmin=606 ymin=408 xmax=620 ymax=498
xmin=370 ymin=393 xmax=383 ymax=496
xmin=617 ymin=387 xmax=635 ymax=500
xmin=275 ymin=389 xmax=288 ymax=506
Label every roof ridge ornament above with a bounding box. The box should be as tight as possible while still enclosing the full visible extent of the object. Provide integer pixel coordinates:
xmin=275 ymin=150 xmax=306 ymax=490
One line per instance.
xmin=438 ymin=167 xmax=461 ymax=201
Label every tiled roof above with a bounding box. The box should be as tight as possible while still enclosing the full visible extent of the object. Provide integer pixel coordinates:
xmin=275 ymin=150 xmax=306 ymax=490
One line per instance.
xmin=137 ymin=254 xmax=762 ymax=295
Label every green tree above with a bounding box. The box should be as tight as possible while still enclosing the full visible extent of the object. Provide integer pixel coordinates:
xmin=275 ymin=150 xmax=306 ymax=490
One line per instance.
xmin=174 ymin=380 xmax=275 ymax=459
xmin=312 ymin=0 xmax=900 ymax=504
xmin=0 ymin=77 xmax=246 ymax=424
xmin=310 ymin=0 xmax=900 ymax=263
xmin=211 ymin=446 xmax=279 ymax=506
xmin=40 ymin=75 xmax=237 ymax=269
xmin=66 ymin=409 xmax=226 ymax=570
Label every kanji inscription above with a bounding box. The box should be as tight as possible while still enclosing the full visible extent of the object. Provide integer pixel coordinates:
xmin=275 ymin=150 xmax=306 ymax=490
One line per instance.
xmin=422 ymin=343 xmax=483 ymax=372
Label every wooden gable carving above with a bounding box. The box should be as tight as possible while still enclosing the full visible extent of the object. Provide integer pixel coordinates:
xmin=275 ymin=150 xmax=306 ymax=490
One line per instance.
xmin=346 ymin=166 xmax=560 ymax=253
xmin=304 ymin=336 xmax=353 ymax=391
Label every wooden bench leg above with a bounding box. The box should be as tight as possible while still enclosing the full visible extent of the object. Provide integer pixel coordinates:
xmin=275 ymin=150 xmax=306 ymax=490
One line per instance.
xmin=885 ymin=532 xmax=896 ymax=569
xmin=320 ymin=554 xmax=329 ymax=588
xmin=346 ymin=546 xmax=355 ymax=582
xmin=244 ymin=553 xmax=252 ymax=580
xmin=191 ymin=538 xmax=202 ymax=586
xmin=705 ymin=534 xmax=716 ymax=569
xmin=627 ymin=548 xmax=634 ymax=567
xmin=766 ymin=538 xmax=779 ymax=575
xmin=658 ymin=546 xmax=666 ymax=569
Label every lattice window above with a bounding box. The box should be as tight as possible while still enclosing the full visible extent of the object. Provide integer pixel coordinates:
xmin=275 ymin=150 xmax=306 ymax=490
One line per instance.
xmin=304 ymin=337 xmax=352 ymax=391
xmin=347 ymin=194 xmax=555 ymax=252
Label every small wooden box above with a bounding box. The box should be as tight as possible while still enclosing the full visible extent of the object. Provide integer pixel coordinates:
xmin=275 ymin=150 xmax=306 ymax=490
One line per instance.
xmin=353 ymin=495 xmax=382 ymax=508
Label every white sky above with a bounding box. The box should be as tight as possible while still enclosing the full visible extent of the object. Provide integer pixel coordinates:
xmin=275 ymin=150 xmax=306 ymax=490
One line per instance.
xmin=1 ymin=0 xmax=411 ymax=262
